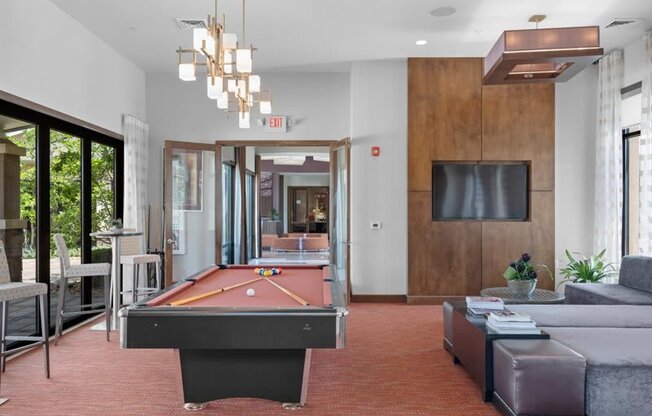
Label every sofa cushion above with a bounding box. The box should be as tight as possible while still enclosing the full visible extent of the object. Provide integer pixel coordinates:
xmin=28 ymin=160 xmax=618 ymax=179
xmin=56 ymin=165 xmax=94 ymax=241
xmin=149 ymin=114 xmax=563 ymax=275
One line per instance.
xmin=619 ymin=255 xmax=652 ymax=292
xmin=543 ymin=327 xmax=652 ymax=416
xmin=565 ymin=283 xmax=652 ymax=305
xmin=508 ymin=305 xmax=652 ymax=328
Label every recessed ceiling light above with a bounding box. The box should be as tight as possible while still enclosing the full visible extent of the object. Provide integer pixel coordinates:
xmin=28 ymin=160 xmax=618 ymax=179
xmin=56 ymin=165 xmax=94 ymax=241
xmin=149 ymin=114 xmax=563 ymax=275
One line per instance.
xmin=415 ymin=40 xmax=428 ymax=46
xmin=430 ymin=6 xmax=456 ymax=17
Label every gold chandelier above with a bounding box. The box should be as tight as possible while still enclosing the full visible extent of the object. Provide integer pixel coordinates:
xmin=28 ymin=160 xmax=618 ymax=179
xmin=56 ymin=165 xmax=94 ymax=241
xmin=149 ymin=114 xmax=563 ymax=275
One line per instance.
xmin=177 ymin=0 xmax=272 ymax=128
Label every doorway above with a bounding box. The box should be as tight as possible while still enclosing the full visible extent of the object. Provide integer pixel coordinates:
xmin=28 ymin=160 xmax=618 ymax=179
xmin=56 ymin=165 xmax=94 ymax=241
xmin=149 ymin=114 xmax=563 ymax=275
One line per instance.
xmin=162 ymin=139 xmax=350 ymax=299
xmin=216 ymin=139 xmax=350 ymax=296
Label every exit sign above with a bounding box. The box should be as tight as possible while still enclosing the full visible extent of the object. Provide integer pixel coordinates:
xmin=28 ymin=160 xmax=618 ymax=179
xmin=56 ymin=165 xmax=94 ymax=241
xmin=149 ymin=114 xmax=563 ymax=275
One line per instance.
xmin=265 ymin=116 xmax=287 ymax=132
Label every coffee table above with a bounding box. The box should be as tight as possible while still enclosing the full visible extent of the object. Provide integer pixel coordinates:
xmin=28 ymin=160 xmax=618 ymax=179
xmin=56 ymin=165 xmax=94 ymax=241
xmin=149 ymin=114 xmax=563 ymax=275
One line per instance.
xmin=480 ymin=287 xmax=565 ymax=304
xmin=450 ymin=301 xmax=550 ymax=401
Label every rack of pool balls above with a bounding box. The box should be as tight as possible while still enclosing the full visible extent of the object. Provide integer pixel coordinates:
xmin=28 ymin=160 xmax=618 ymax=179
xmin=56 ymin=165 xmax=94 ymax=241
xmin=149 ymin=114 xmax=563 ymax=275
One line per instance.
xmin=253 ymin=267 xmax=283 ymax=277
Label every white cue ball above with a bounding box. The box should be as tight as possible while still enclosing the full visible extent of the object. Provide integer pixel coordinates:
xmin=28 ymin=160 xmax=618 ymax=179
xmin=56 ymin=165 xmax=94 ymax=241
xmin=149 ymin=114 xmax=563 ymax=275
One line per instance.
xmin=246 ymin=288 xmax=255 ymax=297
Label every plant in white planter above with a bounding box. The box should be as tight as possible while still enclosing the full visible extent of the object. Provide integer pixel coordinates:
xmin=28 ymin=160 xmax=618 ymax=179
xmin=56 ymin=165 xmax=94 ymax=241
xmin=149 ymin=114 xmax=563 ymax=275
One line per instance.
xmin=557 ymin=249 xmax=615 ymax=286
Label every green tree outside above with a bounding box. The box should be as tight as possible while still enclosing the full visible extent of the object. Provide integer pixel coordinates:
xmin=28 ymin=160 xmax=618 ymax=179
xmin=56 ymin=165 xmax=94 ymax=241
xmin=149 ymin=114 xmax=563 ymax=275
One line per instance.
xmin=8 ymin=129 xmax=115 ymax=258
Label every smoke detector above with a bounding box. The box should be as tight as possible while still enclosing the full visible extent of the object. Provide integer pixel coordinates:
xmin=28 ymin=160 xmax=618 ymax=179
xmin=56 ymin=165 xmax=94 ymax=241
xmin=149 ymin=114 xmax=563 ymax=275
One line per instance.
xmin=174 ymin=18 xmax=207 ymax=30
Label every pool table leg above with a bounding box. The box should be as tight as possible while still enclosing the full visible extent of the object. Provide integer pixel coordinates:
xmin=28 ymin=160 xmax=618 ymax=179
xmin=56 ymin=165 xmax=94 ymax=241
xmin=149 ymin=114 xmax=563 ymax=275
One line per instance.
xmin=178 ymin=348 xmax=312 ymax=407
xmin=282 ymin=349 xmax=312 ymax=410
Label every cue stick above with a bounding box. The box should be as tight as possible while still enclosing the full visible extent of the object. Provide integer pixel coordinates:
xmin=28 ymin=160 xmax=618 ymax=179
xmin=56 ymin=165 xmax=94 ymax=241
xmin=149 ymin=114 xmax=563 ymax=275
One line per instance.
xmin=264 ymin=278 xmax=310 ymax=306
xmin=170 ymin=277 xmax=263 ymax=306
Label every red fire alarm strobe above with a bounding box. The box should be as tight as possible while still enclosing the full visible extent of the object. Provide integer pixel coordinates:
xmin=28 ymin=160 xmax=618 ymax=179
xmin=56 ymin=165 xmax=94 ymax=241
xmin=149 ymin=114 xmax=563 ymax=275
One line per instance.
xmin=371 ymin=146 xmax=381 ymax=157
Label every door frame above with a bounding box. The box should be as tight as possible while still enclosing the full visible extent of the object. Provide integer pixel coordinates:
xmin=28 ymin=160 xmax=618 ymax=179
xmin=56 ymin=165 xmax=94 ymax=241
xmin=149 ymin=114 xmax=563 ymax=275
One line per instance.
xmin=329 ymin=138 xmax=351 ymax=303
xmin=215 ymin=139 xmax=350 ymax=301
xmin=163 ymin=140 xmax=219 ymax=287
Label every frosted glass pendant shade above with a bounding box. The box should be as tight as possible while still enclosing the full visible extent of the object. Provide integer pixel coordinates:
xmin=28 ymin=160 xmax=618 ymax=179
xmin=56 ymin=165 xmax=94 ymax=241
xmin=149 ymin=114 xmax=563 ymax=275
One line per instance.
xmin=205 ymin=34 xmax=216 ymax=56
xmin=236 ymin=49 xmax=252 ymax=73
xmin=193 ymin=28 xmax=208 ymax=51
xmin=239 ymin=111 xmax=250 ymax=128
xmin=259 ymin=100 xmax=272 ymax=114
xmin=227 ymin=79 xmax=238 ymax=93
xmin=223 ymin=33 xmax=238 ymax=49
xmin=178 ymin=63 xmax=196 ymax=81
xmin=249 ymin=75 xmax=261 ymax=93
xmin=224 ymin=51 xmax=233 ymax=74
xmin=217 ymin=91 xmax=229 ymax=109
xmin=207 ymin=76 xmax=222 ymax=99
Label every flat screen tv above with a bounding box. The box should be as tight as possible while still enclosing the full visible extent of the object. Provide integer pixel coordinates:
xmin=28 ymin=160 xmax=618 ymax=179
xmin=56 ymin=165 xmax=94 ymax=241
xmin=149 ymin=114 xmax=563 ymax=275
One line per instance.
xmin=432 ymin=163 xmax=528 ymax=221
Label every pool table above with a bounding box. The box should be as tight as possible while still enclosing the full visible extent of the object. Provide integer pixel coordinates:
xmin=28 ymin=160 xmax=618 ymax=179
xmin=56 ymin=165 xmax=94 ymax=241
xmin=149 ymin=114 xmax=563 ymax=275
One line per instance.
xmin=119 ymin=264 xmax=347 ymax=410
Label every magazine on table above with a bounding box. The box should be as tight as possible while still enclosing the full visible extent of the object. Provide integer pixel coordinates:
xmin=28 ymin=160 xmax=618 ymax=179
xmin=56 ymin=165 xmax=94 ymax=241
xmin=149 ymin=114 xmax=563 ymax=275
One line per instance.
xmin=465 ymin=296 xmax=505 ymax=310
xmin=486 ymin=322 xmax=541 ymax=335
xmin=487 ymin=317 xmax=536 ymax=328
xmin=488 ymin=311 xmax=533 ymax=322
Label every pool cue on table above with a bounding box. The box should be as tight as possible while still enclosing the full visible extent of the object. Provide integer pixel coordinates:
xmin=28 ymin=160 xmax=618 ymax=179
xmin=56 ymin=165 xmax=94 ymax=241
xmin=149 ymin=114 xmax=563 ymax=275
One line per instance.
xmin=170 ymin=277 xmax=263 ymax=306
xmin=264 ymin=278 xmax=309 ymax=306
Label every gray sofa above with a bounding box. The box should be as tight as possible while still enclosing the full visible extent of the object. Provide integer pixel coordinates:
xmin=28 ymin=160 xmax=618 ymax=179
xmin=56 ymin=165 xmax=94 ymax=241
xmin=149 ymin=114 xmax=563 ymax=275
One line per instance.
xmin=443 ymin=301 xmax=652 ymax=415
xmin=565 ymin=255 xmax=652 ymax=305
xmin=540 ymin=327 xmax=652 ymax=416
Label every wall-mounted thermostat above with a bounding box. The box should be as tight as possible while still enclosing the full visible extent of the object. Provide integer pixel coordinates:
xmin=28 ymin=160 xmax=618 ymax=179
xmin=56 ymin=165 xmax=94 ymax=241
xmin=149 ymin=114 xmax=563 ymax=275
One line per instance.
xmin=370 ymin=221 xmax=382 ymax=230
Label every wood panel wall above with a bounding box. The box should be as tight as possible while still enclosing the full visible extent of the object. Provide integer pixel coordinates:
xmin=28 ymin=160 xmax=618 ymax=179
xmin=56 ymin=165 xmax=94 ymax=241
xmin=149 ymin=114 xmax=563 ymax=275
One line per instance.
xmin=407 ymin=58 xmax=555 ymax=304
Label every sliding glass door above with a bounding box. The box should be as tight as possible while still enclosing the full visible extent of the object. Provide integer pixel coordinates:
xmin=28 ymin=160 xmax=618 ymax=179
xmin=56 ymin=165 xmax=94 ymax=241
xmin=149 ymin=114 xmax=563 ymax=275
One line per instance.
xmin=0 ymin=99 xmax=123 ymax=344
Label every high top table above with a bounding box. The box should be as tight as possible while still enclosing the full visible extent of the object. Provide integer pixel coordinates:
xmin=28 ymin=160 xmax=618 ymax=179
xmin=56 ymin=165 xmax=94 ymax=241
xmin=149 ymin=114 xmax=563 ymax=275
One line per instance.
xmin=90 ymin=229 xmax=143 ymax=330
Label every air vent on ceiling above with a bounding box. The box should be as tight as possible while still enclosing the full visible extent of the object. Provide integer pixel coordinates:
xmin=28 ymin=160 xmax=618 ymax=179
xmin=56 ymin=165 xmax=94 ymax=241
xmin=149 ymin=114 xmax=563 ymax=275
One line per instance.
xmin=605 ymin=19 xmax=639 ymax=29
xmin=174 ymin=18 xmax=207 ymax=30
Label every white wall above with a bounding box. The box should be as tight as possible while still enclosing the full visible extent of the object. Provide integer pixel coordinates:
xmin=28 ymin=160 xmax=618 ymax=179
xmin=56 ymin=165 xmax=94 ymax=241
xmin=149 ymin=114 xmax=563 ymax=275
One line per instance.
xmin=624 ymin=35 xmax=647 ymax=87
xmin=0 ymin=0 xmax=145 ymax=134
xmin=555 ymin=66 xmax=599 ymax=279
xmin=350 ymin=60 xmax=408 ymax=295
xmin=146 ymin=72 xmax=350 ymax=206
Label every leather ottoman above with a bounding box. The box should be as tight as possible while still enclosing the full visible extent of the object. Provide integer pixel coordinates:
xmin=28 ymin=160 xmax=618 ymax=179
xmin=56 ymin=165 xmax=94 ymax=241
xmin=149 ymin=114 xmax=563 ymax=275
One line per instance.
xmin=493 ymin=339 xmax=586 ymax=416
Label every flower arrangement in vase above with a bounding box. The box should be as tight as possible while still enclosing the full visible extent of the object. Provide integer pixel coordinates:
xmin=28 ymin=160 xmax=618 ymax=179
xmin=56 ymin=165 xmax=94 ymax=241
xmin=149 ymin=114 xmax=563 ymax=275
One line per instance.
xmin=503 ymin=253 xmax=552 ymax=297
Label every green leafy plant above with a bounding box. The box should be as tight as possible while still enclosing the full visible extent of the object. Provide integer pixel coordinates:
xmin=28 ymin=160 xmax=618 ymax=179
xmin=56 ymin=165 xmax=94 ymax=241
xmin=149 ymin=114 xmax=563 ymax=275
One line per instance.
xmin=558 ymin=249 xmax=615 ymax=285
xmin=504 ymin=253 xmax=552 ymax=281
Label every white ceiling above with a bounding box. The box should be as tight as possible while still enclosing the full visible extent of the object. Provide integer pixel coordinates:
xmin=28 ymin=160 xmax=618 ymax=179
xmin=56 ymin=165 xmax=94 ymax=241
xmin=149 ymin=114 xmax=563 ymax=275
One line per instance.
xmin=51 ymin=0 xmax=652 ymax=73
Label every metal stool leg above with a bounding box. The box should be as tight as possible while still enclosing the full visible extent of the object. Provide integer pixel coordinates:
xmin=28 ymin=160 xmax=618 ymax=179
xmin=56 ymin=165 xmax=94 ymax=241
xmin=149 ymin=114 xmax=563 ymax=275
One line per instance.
xmin=38 ymin=294 xmax=50 ymax=378
xmin=155 ymin=261 xmax=162 ymax=291
xmin=132 ymin=264 xmax=139 ymax=303
xmin=104 ymin=274 xmax=111 ymax=342
xmin=54 ymin=277 xmax=67 ymax=346
xmin=1 ymin=301 xmax=7 ymax=373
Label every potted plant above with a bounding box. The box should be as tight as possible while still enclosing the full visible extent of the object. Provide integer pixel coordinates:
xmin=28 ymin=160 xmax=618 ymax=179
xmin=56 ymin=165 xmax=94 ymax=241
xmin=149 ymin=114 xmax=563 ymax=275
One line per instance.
xmin=270 ymin=209 xmax=281 ymax=222
xmin=111 ymin=218 xmax=123 ymax=232
xmin=557 ymin=249 xmax=615 ymax=287
xmin=503 ymin=253 xmax=552 ymax=297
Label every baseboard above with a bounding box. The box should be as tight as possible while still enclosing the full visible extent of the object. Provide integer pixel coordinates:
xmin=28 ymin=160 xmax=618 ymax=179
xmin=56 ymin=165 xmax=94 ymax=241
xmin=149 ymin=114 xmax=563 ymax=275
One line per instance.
xmin=406 ymin=295 xmax=465 ymax=305
xmin=350 ymin=294 xmax=407 ymax=303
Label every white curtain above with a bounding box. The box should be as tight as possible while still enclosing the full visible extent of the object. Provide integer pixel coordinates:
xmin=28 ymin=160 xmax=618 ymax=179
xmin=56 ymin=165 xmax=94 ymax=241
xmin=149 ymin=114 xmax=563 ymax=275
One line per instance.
xmin=594 ymin=50 xmax=624 ymax=266
xmin=640 ymin=33 xmax=652 ymax=255
xmin=123 ymin=115 xmax=149 ymax=238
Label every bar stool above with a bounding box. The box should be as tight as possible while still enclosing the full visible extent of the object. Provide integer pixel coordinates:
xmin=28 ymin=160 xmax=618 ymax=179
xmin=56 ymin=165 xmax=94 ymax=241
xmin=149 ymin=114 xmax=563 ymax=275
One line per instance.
xmin=0 ymin=240 xmax=49 ymax=390
xmin=53 ymin=234 xmax=111 ymax=344
xmin=120 ymin=235 xmax=161 ymax=302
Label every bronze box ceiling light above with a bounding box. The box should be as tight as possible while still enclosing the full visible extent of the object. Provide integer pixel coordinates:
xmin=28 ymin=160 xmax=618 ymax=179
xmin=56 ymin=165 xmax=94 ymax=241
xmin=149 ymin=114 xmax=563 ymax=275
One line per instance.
xmin=483 ymin=26 xmax=603 ymax=85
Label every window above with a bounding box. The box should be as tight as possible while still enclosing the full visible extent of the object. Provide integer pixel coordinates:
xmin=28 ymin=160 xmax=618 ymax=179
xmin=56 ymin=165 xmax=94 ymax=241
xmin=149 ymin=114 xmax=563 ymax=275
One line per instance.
xmin=622 ymin=83 xmax=642 ymax=255
xmin=0 ymin=98 xmax=123 ymax=346
xmin=246 ymin=172 xmax=255 ymax=260
xmin=221 ymin=162 xmax=234 ymax=263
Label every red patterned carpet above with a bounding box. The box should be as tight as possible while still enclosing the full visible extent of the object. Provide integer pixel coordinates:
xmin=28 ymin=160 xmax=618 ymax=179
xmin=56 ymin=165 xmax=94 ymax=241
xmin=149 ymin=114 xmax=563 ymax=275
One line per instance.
xmin=0 ymin=304 xmax=498 ymax=416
